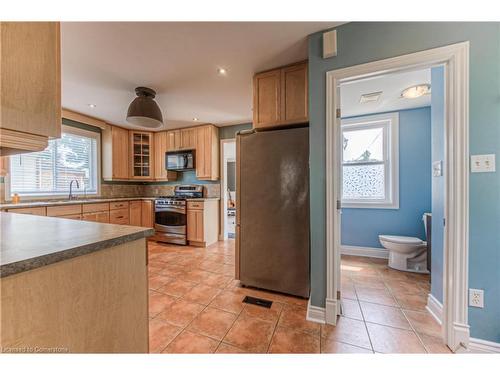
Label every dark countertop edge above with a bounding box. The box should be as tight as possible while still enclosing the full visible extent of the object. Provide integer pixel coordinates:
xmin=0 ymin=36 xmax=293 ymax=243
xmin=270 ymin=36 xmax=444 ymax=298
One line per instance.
xmin=0 ymin=196 xmax=220 ymax=209
xmin=0 ymin=228 xmax=154 ymax=278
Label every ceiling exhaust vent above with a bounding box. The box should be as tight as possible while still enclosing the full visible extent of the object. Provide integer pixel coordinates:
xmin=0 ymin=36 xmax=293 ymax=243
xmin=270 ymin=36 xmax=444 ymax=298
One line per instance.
xmin=359 ymin=91 xmax=382 ymax=104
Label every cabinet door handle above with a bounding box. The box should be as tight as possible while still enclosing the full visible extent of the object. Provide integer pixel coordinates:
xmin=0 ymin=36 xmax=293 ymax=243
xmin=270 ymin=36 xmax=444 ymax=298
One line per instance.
xmin=116 ymin=216 xmax=124 ymax=219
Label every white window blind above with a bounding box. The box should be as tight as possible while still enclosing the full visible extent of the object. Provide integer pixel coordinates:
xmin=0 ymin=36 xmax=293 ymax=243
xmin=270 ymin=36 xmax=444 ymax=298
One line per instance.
xmin=341 ymin=112 xmax=399 ymax=209
xmin=9 ymin=126 xmax=100 ymax=197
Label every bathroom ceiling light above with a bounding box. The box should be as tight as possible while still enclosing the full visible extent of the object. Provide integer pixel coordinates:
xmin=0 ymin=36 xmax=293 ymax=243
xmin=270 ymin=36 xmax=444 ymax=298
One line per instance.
xmin=359 ymin=91 xmax=382 ymax=104
xmin=401 ymin=84 xmax=431 ymax=99
xmin=126 ymin=87 xmax=163 ymax=129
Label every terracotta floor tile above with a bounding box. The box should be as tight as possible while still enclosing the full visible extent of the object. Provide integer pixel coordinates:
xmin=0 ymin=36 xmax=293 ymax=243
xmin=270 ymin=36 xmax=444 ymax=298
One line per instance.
xmin=181 ymin=284 xmax=222 ymax=305
xmin=377 ymin=267 xmax=411 ymax=281
xmin=209 ymin=291 xmax=246 ymax=314
xmin=197 ymin=260 xmax=224 ymax=273
xmin=404 ymin=310 xmax=442 ymax=337
xmin=241 ymin=301 xmax=284 ymax=324
xmin=278 ymin=294 xmax=309 ymax=308
xmin=148 ymin=318 xmax=182 ymax=353
xmin=180 ymin=269 xmax=214 ymax=283
xmin=359 ymin=301 xmax=411 ymax=330
xmin=160 ymin=264 xmax=187 ymax=278
xmin=156 ymin=299 xmax=205 ymax=328
xmin=321 ymin=339 xmax=373 ymax=353
xmin=355 ymin=285 xmax=398 ymax=307
xmin=148 ymin=260 xmax=168 ymax=269
xmin=148 ymin=274 xmax=173 ymax=291
xmin=393 ymin=292 xmax=428 ymax=311
xmin=418 ymin=333 xmax=451 ymax=353
xmin=163 ymin=330 xmax=219 ymax=353
xmin=269 ymin=326 xmax=320 ymax=353
xmin=341 ymin=298 xmax=363 ymax=320
xmin=350 ymin=274 xmax=386 ymax=288
xmin=321 ymin=316 xmax=372 ymax=349
xmin=148 ymin=291 xmax=177 ymax=318
xmin=278 ymin=305 xmax=320 ymax=335
xmin=159 ymin=279 xmax=197 ymax=298
xmin=366 ymin=322 xmax=427 ymax=353
xmin=187 ymin=307 xmax=238 ymax=340
xmin=385 ymin=280 xmax=426 ymax=295
xmin=148 ymin=265 xmax=163 ymax=275
xmin=203 ymin=273 xmax=232 ymax=288
xmin=223 ymin=316 xmax=276 ymax=353
xmin=215 ymin=342 xmax=248 ymax=353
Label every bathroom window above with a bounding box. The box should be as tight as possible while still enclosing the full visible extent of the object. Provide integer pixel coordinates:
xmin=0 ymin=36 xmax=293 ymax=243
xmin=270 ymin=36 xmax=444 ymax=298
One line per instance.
xmin=341 ymin=112 xmax=399 ymax=209
xmin=7 ymin=125 xmax=101 ymax=199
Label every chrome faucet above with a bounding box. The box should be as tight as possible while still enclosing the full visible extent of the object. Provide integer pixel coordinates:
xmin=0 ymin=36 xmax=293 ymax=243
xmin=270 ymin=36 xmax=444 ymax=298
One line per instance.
xmin=69 ymin=179 xmax=80 ymax=200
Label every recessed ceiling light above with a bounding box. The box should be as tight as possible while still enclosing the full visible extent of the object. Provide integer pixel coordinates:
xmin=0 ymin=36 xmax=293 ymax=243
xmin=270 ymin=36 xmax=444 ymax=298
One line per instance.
xmin=217 ymin=67 xmax=227 ymax=75
xmin=401 ymin=84 xmax=431 ymax=99
xmin=88 ymin=103 xmax=97 ymax=108
xmin=359 ymin=91 xmax=382 ymax=104
xmin=192 ymin=117 xmax=199 ymax=121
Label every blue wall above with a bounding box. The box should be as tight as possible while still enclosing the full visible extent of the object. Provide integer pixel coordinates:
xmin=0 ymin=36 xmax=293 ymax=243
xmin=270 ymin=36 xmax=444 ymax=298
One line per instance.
xmin=308 ymin=22 xmax=500 ymax=343
xmin=431 ymin=67 xmax=445 ymax=303
xmin=341 ymin=107 xmax=432 ymax=249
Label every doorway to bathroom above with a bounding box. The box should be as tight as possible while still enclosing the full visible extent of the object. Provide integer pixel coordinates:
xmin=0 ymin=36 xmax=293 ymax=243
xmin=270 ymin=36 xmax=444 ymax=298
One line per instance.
xmin=324 ymin=43 xmax=470 ymax=352
xmin=220 ymin=138 xmax=237 ymax=240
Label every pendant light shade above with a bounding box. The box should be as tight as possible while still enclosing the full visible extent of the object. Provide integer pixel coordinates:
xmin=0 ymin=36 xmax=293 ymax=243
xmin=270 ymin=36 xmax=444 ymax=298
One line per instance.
xmin=126 ymin=87 xmax=163 ymax=128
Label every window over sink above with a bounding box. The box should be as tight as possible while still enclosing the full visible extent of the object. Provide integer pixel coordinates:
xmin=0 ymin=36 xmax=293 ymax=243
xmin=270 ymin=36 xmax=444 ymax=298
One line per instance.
xmin=341 ymin=112 xmax=399 ymax=209
xmin=7 ymin=125 xmax=101 ymax=199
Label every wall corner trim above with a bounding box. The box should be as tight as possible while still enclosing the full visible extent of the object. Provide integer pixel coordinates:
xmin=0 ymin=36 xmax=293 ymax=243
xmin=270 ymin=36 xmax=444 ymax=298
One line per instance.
xmin=426 ymin=293 xmax=443 ymax=325
xmin=340 ymin=245 xmax=388 ymax=259
xmin=468 ymin=338 xmax=500 ymax=353
xmin=306 ymin=299 xmax=326 ymax=324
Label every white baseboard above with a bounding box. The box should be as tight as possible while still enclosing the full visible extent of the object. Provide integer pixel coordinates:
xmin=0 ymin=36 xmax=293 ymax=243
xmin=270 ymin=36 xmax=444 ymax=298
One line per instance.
xmin=426 ymin=293 xmax=443 ymax=325
xmin=306 ymin=299 xmax=326 ymax=324
xmin=340 ymin=245 xmax=388 ymax=259
xmin=469 ymin=338 xmax=500 ymax=353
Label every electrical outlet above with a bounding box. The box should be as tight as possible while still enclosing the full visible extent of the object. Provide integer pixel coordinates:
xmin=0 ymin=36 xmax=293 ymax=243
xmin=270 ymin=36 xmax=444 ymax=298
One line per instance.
xmin=469 ymin=288 xmax=484 ymax=308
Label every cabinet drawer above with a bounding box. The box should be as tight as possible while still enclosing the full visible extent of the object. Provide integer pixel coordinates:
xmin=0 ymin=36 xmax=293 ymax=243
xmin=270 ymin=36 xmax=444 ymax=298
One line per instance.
xmin=110 ymin=201 xmax=129 ymax=210
xmin=187 ymin=201 xmax=204 ymax=210
xmin=57 ymin=214 xmax=82 ymax=220
xmin=82 ymin=202 xmax=110 ymax=213
xmin=82 ymin=211 xmax=109 ymax=223
xmin=7 ymin=206 xmax=47 ymax=216
xmin=46 ymin=204 xmax=82 ymax=217
xmin=109 ymin=208 xmax=129 ymax=225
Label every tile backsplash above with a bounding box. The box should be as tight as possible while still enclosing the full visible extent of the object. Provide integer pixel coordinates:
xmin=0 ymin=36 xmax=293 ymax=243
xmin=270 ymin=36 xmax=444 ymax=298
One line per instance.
xmin=0 ymin=180 xmax=221 ymax=203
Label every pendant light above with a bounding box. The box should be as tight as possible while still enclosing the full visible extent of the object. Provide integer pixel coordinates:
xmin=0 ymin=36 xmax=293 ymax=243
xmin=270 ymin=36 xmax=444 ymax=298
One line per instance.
xmin=126 ymin=87 xmax=163 ymax=128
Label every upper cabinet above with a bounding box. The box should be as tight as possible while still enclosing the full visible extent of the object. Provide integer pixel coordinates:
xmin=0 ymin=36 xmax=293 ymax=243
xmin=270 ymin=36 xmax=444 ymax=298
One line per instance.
xmin=0 ymin=22 xmax=62 ymax=156
xmin=102 ymin=125 xmax=129 ymax=180
xmin=253 ymin=61 xmax=308 ymax=129
xmin=195 ymin=125 xmax=219 ymax=181
xmin=129 ymin=131 xmax=154 ymax=180
xmin=153 ymin=131 xmax=177 ymax=181
xmin=180 ymin=128 xmax=197 ymax=150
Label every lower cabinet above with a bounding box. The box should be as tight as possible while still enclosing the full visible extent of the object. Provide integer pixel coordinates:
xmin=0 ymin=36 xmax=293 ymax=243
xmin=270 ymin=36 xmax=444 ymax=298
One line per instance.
xmin=129 ymin=201 xmax=142 ymax=226
xmin=141 ymin=200 xmax=154 ymax=228
xmin=186 ymin=200 xmax=219 ymax=247
xmin=82 ymin=211 xmax=109 ymax=223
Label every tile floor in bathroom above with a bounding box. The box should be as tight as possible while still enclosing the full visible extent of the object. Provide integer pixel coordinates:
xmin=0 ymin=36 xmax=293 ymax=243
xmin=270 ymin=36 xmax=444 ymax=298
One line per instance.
xmin=147 ymin=239 xmax=450 ymax=353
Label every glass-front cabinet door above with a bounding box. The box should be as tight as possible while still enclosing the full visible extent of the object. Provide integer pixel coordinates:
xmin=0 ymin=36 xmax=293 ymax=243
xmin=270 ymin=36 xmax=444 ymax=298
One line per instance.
xmin=129 ymin=131 xmax=154 ymax=179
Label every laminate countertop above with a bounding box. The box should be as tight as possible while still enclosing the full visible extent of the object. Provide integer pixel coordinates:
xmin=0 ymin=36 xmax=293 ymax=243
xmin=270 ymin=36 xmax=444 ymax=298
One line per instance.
xmin=0 ymin=212 xmax=154 ymax=278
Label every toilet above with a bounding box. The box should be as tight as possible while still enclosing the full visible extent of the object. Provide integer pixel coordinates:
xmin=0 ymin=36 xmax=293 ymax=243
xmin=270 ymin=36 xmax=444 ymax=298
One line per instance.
xmin=379 ymin=213 xmax=431 ymax=273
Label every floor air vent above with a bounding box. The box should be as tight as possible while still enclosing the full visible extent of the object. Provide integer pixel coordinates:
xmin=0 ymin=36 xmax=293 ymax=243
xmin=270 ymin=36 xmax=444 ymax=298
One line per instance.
xmin=242 ymin=296 xmax=273 ymax=309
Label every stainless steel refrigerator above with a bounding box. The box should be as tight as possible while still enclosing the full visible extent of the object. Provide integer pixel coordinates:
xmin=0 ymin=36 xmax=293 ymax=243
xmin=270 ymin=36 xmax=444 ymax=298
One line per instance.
xmin=236 ymin=126 xmax=310 ymax=298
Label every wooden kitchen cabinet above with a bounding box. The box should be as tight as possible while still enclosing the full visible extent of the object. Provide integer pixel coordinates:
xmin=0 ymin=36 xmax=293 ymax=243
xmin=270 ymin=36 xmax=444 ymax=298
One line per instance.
xmin=195 ymin=125 xmax=219 ymax=181
xmin=186 ymin=200 xmax=219 ymax=247
xmin=153 ymin=132 xmax=177 ymax=181
xmin=46 ymin=204 xmax=82 ymax=217
xmin=0 ymin=22 xmax=61 ymax=156
xmin=141 ymin=200 xmax=154 ymax=228
xmin=166 ymin=130 xmax=181 ymax=151
xmin=129 ymin=131 xmax=154 ymax=180
xmin=129 ymin=200 xmax=142 ymax=226
xmin=6 ymin=207 xmax=47 ymax=216
xmin=180 ymin=128 xmax=197 ymax=150
xmin=253 ymin=68 xmax=281 ymax=128
xmin=253 ymin=61 xmax=308 ymax=129
xmin=109 ymin=208 xmax=129 ymax=225
xmin=102 ymin=125 xmax=130 ymax=180
xmin=82 ymin=211 xmax=109 ymax=224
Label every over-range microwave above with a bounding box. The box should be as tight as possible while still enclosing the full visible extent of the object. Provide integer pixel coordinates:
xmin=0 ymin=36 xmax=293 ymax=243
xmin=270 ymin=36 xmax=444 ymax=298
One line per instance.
xmin=166 ymin=150 xmax=196 ymax=171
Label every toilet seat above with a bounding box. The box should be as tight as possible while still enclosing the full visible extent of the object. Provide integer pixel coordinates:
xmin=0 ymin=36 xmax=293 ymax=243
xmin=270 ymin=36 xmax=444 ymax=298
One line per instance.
xmin=378 ymin=235 xmax=424 ymax=245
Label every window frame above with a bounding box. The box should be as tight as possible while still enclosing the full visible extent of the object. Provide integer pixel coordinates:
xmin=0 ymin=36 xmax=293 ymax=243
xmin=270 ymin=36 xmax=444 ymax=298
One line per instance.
xmin=340 ymin=112 xmax=399 ymax=209
xmin=5 ymin=125 xmax=101 ymax=201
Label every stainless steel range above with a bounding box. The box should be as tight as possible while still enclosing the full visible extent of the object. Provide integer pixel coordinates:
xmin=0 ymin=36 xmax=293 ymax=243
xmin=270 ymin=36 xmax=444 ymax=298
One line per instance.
xmin=154 ymin=185 xmax=203 ymax=245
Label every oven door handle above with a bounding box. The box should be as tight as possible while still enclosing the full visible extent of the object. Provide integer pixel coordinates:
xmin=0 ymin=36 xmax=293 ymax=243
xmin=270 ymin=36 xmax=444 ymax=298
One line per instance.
xmin=155 ymin=207 xmax=186 ymax=214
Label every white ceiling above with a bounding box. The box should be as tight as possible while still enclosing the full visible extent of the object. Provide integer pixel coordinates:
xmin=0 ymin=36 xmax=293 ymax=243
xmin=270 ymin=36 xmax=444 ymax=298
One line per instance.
xmin=340 ymin=68 xmax=431 ymax=118
xmin=61 ymin=22 xmax=341 ymax=130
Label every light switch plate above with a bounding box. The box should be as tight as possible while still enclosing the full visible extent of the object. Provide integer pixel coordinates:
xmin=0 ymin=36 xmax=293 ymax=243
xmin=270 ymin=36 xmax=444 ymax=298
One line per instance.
xmin=433 ymin=160 xmax=443 ymax=177
xmin=471 ymin=154 xmax=496 ymax=173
